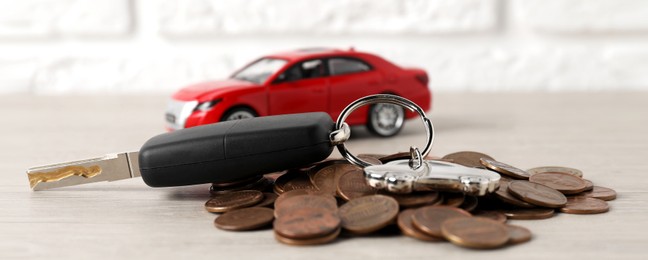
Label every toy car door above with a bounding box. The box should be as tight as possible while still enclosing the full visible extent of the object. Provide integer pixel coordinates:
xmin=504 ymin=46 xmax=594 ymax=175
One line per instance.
xmin=269 ymin=59 xmax=329 ymax=115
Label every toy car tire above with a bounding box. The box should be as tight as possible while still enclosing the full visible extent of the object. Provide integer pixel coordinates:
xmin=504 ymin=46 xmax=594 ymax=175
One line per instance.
xmin=221 ymin=107 xmax=258 ymax=121
xmin=366 ymin=103 xmax=405 ymax=137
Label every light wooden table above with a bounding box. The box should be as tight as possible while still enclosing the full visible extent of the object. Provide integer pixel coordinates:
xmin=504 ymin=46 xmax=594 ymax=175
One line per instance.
xmin=1 ymin=93 xmax=646 ymax=259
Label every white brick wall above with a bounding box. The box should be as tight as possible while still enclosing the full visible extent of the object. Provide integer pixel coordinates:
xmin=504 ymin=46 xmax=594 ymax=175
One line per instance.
xmin=1 ymin=0 xmax=648 ymax=94
xmin=159 ymin=0 xmax=497 ymax=35
xmin=516 ymin=0 xmax=648 ymax=33
xmin=0 ymin=0 xmax=132 ymax=37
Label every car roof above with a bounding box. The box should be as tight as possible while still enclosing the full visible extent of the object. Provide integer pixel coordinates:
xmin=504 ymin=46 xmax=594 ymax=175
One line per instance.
xmin=265 ymin=48 xmax=361 ymax=61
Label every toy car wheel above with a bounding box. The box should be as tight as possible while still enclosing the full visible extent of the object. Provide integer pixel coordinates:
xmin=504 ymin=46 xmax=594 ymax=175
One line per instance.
xmin=221 ymin=107 xmax=258 ymax=121
xmin=367 ymin=103 xmax=405 ymax=137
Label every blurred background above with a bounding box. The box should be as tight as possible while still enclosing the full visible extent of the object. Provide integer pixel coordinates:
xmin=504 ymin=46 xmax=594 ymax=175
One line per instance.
xmin=2 ymin=0 xmax=648 ymax=95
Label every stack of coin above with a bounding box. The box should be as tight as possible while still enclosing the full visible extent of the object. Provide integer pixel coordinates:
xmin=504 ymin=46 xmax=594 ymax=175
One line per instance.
xmin=203 ymin=151 xmax=616 ymax=249
xmin=273 ymin=193 xmax=341 ymax=245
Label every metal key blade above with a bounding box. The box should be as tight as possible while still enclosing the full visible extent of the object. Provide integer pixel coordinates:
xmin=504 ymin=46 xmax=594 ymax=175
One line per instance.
xmin=364 ymin=159 xmax=501 ymax=196
xmin=26 ymin=152 xmax=141 ymax=191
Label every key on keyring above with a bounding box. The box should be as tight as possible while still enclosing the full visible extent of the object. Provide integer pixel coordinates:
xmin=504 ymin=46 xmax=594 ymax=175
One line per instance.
xmin=332 ymin=95 xmax=500 ymax=196
xmin=27 ymin=112 xmax=335 ymax=190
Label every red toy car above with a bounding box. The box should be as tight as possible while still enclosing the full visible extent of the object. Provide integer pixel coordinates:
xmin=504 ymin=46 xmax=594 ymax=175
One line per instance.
xmin=166 ymin=48 xmax=431 ymax=137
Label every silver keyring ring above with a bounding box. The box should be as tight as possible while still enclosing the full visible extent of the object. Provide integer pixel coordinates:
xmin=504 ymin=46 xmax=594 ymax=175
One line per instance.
xmin=331 ymin=94 xmax=434 ymax=168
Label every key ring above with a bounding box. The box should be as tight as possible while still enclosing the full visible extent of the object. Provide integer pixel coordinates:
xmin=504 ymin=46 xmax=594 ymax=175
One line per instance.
xmin=330 ymin=94 xmax=434 ymax=170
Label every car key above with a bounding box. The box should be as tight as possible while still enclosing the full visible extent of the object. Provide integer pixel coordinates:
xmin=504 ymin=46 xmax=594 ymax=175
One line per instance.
xmin=27 ymin=94 xmax=502 ymax=196
xmin=27 ymin=112 xmax=335 ymax=191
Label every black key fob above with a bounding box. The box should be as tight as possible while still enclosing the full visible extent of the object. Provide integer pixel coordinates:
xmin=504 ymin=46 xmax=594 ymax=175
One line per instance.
xmin=138 ymin=112 xmax=335 ymax=187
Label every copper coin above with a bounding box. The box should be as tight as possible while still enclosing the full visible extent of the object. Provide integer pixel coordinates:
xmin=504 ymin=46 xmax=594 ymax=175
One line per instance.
xmin=494 ymin=181 xmax=535 ymax=208
xmin=336 ymin=169 xmax=378 ymax=201
xmin=210 ymin=177 xmax=271 ymax=195
xmin=273 ymin=169 xmax=311 ymax=194
xmin=273 ymin=207 xmax=341 ymax=239
xmin=459 ymin=195 xmax=479 ymax=212
xmin=274 ymin=194 xmax=338 ymax=219
xmin=527 ymin=166 xmax=583 ymax=178
xmin=397 ymin=209 xmax=442 ymax=242
xmin=441 ymin=217 xmax=509 ymax=249
xmin=380 ymin=191 xmax=442 ymax=208
xmin=443 ymin=192 xmax=465 ymax=207
xmin=506 ymin=224 xmax=532 ymax=244
xmin=473 ymin=211 xmax=507 ymax=223
xmin=214 ymin=207 xmax=274 ymax=231
xmin=480 ymin=158 xmax=530 ymax=180
xmin=204 ymin=190 xmax=264 ymax=213
xmin=442 ymin=151 xmax=495 ymax=168
xmin=274 ymin=227 xmax=341 ymax=246
xmin=580 ymin=186 xmax=617 ymax=201
xmin=411 ymin=206 xmax=472 ymax=238
xmin=560 ymin=197 xmax=609 ymax=214
xmin=309 ymin=161 xmax=356 ymax=197
xmin=508 ymin=180 xmax=567 ymax=208
xmin=501 ymin=208 xmax=555 ymax=220
xmin=254 ymin=192 xmax=278 ymax=208
xmin=529 ymin=172 xmax=588 ymax=195
xmin=338 ymin=195 xmax=399 ymax=234
xmin=584 ymin=179 xmax=594 ymax=189
xmin=283 ymin=174 xmax=318 ymax=192
xmin=581 ymin=179 xmax=594 ymax=192
xmin=273 ymin=189 xmax=329 ymax=209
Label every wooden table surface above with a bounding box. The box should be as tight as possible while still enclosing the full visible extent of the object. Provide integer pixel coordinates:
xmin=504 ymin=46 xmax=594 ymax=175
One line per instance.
xmin=1 ymin=93 xmax=646 ymax=259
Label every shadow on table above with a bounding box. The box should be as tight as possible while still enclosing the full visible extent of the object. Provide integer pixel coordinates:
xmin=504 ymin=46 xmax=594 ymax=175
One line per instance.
xmin=166 ymin=184 xmax=212 ymax=201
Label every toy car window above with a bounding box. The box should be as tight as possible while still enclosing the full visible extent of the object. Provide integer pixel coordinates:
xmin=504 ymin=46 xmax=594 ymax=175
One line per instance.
xmin=232 ymin=58 xmax=287 ymax=84
xmin=329 ymin=58 xmax=371 ymax=75
xmin=284 ymin=65 xmax=303 ymax=81
xmin=283 ymin=59 xmax=325 ymax=82
xmin=301 ymin=59 xmax=325 ymax=79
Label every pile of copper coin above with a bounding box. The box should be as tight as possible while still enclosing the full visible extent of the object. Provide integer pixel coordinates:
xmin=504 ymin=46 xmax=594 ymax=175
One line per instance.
xmin=204 ymin=151 xmax=616 ymax=249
